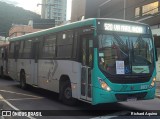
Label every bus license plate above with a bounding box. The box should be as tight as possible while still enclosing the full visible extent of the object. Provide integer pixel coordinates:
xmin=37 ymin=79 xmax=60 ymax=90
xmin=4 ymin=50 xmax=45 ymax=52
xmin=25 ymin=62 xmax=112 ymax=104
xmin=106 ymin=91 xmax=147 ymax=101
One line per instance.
xmin=127 ymin=97 xmax=137 ymax=102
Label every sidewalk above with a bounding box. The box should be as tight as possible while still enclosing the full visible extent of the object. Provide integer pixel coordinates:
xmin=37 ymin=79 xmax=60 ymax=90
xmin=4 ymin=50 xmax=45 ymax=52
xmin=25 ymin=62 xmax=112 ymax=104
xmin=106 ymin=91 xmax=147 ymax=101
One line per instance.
xmin=156 ymin=81 xmax=160 ymax=99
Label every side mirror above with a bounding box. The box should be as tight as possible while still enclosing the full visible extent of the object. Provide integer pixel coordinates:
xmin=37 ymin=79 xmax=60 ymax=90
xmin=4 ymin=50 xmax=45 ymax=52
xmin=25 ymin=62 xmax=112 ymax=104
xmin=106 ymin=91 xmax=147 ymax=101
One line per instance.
xmin=155 ymin=48 xmax=158 ymax=61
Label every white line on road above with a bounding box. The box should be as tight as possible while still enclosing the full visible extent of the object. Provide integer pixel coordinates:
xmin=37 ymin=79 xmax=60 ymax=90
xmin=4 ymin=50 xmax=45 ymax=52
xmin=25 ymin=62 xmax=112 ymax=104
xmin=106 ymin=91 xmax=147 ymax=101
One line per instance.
xmin=0 ymin=94 xmax=36 ymax=119
xmin=0 ymin=90 xmax=43 ymax=98
xmin=2 ymin=97 xmax=43 ymax=101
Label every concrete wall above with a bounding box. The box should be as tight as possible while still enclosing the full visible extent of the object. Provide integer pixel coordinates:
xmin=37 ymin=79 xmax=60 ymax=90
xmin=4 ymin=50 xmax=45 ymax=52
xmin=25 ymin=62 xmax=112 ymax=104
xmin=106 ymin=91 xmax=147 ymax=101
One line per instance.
xmin=71 ymin=0 xmax=86 ymax=22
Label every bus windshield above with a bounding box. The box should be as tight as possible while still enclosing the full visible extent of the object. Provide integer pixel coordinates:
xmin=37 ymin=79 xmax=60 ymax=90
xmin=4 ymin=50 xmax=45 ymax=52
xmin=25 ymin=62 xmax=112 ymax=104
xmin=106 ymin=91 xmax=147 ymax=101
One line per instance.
xmin=98 ymin=33 xmax=154 ymax=75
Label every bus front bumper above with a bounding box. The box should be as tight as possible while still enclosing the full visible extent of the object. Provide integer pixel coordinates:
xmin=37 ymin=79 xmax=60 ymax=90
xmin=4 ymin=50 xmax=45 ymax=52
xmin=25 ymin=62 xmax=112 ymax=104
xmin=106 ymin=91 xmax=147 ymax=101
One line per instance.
xmin=92 ymin=87 xmax=155 ymax=105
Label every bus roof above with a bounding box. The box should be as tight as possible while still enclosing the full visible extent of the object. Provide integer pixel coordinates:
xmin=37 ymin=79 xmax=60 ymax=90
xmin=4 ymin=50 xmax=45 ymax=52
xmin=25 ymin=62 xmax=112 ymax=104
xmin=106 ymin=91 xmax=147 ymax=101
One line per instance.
xmin=9 ymin=18 xmax=149 ymax=42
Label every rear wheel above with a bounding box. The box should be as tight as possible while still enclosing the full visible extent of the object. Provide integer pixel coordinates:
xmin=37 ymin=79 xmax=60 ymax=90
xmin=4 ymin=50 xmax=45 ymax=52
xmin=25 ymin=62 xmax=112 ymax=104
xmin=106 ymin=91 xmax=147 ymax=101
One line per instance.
xmin=20 ymin=71 xmax=27 ymax=89
xmin=60 ymin=81 xmax=76 ymax=105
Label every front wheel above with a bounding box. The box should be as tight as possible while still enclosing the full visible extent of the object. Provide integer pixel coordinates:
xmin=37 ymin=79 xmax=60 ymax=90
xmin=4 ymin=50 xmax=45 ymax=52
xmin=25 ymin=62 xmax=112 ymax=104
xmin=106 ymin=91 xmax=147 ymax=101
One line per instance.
xmin=61 ymin=81 xmax=76 ymax=105
xmin=20 ymin=71 xmax=27 ymax=89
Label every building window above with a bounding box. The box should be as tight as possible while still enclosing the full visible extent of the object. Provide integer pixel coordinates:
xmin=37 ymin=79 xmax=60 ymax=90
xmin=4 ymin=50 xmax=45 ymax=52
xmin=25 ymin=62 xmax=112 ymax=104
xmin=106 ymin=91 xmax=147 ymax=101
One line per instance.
xmin=142 ymin=1 xmax=159 ymax=16
xmin=135 ymin=7 xmax=140 ymax=18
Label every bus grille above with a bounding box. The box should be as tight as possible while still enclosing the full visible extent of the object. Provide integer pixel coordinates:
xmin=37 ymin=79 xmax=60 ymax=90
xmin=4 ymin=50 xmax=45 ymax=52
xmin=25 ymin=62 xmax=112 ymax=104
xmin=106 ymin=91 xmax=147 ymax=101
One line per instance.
xmin=115 ymin=92 xmax=147 ymax=101
xmin=108 ymin=76 xmax=151 ymax=84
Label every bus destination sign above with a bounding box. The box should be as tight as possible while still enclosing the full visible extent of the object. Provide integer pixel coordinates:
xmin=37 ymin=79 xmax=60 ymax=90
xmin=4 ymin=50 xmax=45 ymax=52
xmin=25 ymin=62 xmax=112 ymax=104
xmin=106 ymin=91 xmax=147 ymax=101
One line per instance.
xmin=104 ymin=23 xmax=144 ymax=34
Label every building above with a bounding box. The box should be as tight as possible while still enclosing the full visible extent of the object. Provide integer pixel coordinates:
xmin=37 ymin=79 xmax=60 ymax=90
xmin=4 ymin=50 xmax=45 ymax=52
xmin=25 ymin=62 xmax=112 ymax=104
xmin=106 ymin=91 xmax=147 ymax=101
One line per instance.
xmin=71 ymin=0 xmax=160 ymax=25
xmin=41 ymin=0 xmax=67 ymax=25
xmin=9 ymin=24 xmax=41 ymax=38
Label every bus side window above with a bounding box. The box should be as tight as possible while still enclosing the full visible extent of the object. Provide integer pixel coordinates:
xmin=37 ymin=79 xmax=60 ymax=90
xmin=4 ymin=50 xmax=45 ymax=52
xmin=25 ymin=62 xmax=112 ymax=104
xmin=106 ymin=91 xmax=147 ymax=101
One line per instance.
xmin=2 ymin=53 xmax=4 ymax=59
xmin=22 ymin=40 xmax=32 ymax=59
xmin=89 ymin=40 xmax=93 ymax=67
xmin=41 ymin=35 xmax=56 ymax=59
xmin=9 ymin=42 xmax=14 ymax=59
xmin=57 ymin=31 xmax=73 ymax=58
xmin=72 ymin=32 xmax=78 ymax=58
xmin=19 ymin=41 xmax=24 ymax=59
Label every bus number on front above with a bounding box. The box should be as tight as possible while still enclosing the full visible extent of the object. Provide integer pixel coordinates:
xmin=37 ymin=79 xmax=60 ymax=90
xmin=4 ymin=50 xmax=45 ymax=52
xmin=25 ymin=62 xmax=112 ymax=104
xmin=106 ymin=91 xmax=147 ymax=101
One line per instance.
xmin=141 ymin=85 xmax=148 ymax=90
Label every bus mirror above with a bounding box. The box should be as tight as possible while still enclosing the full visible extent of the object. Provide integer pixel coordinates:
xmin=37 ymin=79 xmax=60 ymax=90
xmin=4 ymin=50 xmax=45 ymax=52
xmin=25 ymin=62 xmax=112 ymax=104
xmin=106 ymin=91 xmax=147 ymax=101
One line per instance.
xmin=155 ymin=48 xmax=158 ymax=61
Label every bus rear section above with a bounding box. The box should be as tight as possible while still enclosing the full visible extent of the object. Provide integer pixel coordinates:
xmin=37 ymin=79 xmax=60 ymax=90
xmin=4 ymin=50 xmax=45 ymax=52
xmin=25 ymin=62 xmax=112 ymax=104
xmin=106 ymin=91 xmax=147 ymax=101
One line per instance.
xmin=91 ymin=19 xmax=156 ymax=105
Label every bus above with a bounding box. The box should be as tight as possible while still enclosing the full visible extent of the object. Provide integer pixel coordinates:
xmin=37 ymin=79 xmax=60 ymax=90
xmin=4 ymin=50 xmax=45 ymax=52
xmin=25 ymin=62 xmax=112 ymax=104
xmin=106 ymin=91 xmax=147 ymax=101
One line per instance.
xmin=8 ymin=18 xmax=157 ymax=105
xmin=0 ymin=43 xmax=9 ymax=77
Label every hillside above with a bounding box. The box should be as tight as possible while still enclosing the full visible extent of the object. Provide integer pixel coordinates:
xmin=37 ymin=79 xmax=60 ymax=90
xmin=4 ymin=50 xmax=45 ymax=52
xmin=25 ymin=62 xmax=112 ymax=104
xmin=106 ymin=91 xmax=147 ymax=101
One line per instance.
xmin=0 ymin=1 xmax=40 ymax=37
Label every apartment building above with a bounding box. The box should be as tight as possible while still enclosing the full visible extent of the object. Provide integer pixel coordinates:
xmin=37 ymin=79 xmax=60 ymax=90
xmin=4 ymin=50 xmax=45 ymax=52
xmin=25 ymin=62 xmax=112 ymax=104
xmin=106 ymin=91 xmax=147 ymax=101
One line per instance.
xmin=41 ymin=0 xmax=67 ymax=25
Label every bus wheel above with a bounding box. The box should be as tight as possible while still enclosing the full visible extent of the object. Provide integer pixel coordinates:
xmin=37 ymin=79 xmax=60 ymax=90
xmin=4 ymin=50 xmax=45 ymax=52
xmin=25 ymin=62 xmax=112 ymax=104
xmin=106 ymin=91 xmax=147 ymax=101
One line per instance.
xmin=20 ymin=71 xmax=27 ymax=89
xmin=61 ymin=81 xmax=76 ymax=105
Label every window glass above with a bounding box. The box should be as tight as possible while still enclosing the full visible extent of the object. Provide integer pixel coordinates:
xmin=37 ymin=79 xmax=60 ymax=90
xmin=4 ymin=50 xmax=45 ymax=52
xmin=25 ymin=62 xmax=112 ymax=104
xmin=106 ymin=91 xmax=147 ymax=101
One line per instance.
xmin=9 ymin=42 xmax=15 ymax=58
xmin=22 ymin=40 xmax=32 ymax=58
xmin=135 ymin=7 xmax=140 ymax=17
xmin=73 ymin=32 xmax=78 ymax=58
xmin=42 ymin=35 xmax=56 ymax=58
xmin=142 ymin=2 xmax=158 ymax=16
xmin=19 ymin=41 xmax=24 ymax=58
xmin=0 ymin=48 xmax=2 ymax=58
xmin=14 ymin=41 xmax=20 ymax=59
xmin=57 ymin=31 xmax=73 ymax=58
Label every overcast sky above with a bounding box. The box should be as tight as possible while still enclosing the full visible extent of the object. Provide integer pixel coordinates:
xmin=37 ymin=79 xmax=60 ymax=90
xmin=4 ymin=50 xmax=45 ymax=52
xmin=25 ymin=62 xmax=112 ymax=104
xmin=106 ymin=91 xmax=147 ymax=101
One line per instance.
xmin=0 ymin=0 xmax=72 ymax=20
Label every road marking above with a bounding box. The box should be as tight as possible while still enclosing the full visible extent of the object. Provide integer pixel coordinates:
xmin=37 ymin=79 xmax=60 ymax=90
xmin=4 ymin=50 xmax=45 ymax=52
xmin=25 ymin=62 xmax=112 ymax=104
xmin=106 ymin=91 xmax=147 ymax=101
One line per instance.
xmin=0 ymin=94 xmax=36 ymax=119
xmin=91 ymin=111 xmax=130 ymax=119
xmin=0 ymin=90 xmax=43 ymax=98
xmin=1 ymin=97 xmax=43 ymax=101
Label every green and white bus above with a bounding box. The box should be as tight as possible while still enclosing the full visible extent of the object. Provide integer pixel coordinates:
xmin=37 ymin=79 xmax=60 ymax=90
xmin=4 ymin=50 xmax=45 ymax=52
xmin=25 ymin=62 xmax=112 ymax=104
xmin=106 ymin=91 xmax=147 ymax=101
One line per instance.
xmin=8 ymin=18 xmax=157 ymax=105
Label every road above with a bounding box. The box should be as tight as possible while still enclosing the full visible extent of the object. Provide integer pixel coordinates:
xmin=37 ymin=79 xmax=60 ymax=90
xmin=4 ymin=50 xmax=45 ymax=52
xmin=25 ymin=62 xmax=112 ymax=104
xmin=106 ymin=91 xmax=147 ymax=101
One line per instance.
xmin=0 ymin=78 xmax=160 ymax=119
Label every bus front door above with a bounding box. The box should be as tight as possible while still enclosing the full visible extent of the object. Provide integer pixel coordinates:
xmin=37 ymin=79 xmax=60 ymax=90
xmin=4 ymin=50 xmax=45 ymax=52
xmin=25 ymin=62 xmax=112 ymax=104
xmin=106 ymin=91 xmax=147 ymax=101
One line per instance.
xmin=80 ymin=36 xmax=93 ymax=102
xmin=31 ymin=41 xmax=39 ymax=86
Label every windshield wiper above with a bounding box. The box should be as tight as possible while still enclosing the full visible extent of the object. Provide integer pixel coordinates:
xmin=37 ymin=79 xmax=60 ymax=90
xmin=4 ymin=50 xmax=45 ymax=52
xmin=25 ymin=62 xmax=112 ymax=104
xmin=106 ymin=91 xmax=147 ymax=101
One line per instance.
xmin=113 ymin=33 xmax=128 ymax=57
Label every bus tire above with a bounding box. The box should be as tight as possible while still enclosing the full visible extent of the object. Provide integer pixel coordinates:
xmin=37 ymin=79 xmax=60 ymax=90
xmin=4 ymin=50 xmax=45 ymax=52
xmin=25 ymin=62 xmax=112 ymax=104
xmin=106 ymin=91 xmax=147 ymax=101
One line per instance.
xmin=61 ymin=81 xmax=76 ymax=105
xmin=20 ymin=71 xmax=27 ymax=89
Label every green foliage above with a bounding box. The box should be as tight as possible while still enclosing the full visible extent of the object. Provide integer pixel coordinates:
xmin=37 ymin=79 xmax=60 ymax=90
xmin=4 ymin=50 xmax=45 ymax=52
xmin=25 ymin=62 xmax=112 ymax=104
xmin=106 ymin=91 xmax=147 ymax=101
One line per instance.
xmin=0 ymin=1 xmax=40 ymax=37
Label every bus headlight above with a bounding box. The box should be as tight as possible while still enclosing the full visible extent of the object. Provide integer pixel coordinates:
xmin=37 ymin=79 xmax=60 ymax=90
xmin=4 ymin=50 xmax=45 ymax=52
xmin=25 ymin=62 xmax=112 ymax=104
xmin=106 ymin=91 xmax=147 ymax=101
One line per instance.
xmin=150 ymin=77 xmax=156 ymax=88
xmin=98 ymin=78 xmax=111 ymax=91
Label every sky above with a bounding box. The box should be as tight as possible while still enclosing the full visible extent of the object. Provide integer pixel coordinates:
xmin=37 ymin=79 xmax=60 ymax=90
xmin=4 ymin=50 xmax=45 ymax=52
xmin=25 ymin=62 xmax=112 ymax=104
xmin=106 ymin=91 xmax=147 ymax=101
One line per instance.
xmin=0 ymin=0 xmax=72 ymax=20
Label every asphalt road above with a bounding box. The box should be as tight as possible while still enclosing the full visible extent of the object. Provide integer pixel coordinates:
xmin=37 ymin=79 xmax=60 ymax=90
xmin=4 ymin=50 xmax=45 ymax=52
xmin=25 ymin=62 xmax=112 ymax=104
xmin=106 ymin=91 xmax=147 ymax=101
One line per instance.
xmin=0 ymin=78 xmax=160 ymax=119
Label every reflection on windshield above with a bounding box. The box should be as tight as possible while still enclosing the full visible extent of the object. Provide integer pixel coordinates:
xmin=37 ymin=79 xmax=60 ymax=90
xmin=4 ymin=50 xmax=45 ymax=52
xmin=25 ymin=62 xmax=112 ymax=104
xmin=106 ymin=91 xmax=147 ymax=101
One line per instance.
xmin=98 ymin=34 xmax=154 ymax=75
